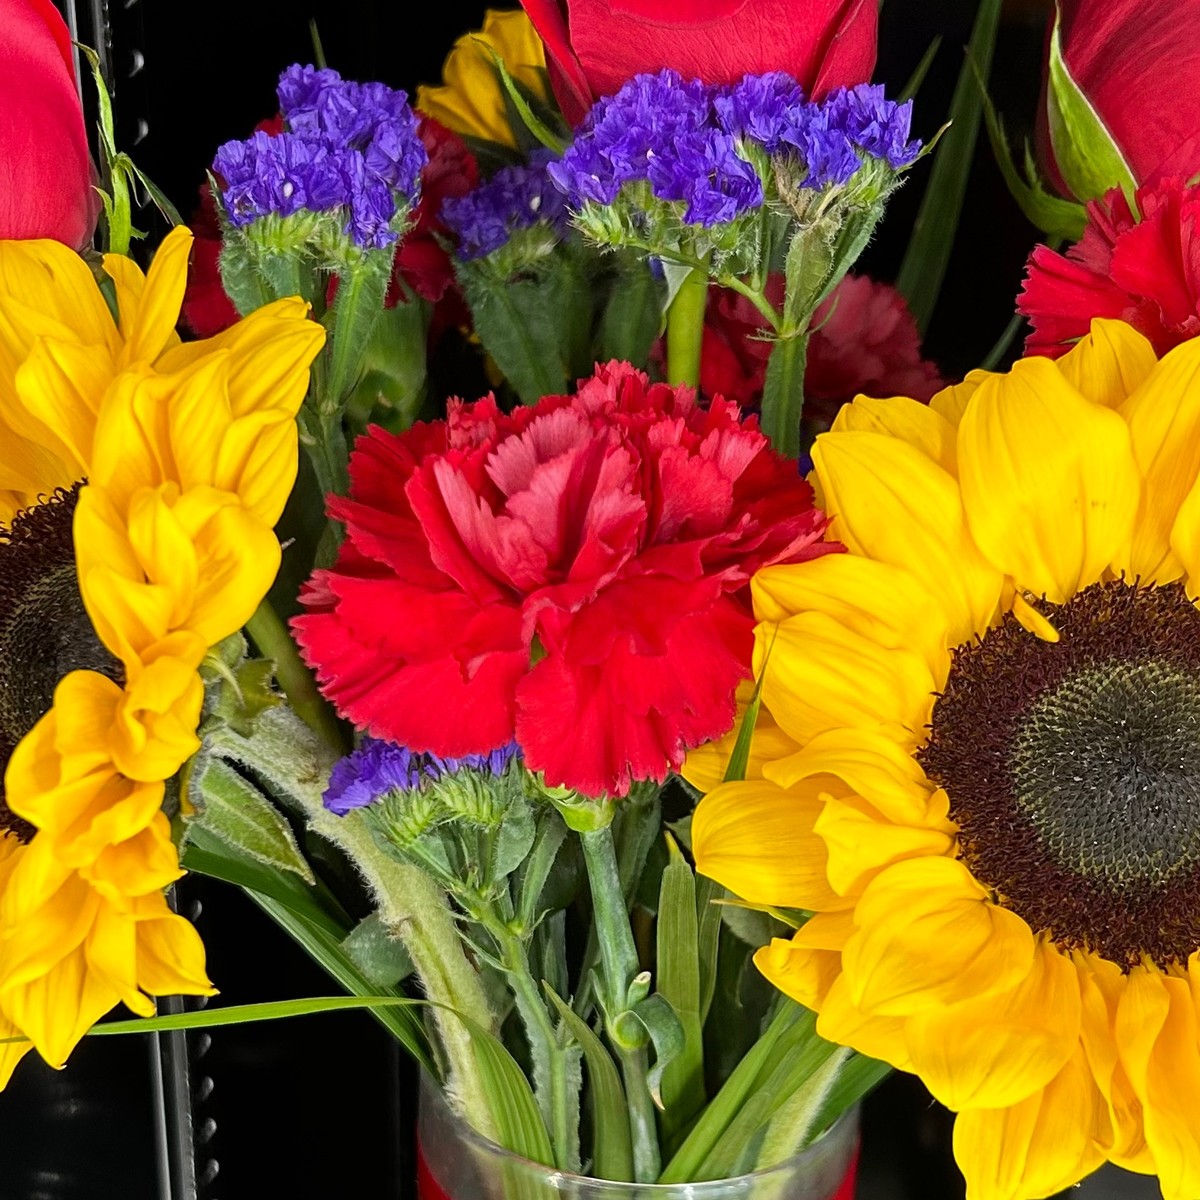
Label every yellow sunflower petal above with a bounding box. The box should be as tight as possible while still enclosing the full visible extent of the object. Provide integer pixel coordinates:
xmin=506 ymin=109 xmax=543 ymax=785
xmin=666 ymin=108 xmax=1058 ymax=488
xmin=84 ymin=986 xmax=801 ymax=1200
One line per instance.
xmin=813 ymin=429 xmax=1004 ymax=645
xmin=113 ymin=655 xmax=204 ymax=782
xmin=952 ymin=1048 xmax=1108 ymax=1200
xmin=0 ymin=1010 xmax=32 ymax=1089
xmin=416 ymin=8 xmax=547 ymax=147
xmin=814 ymin=787 xmax=955 ymax=898
xmin=0 ymin=846 xmax=96 ymax=987
xmin=1057 ymin=317 xmax=1159 ymax=408
xmin=82 ymin=812 xmax=185 ymax=903
xmin=957 ymin=357 xmax=1140 ymax=602
xmin=11 ymin=338 xmax=111 ymax=474
xmin=841 ymin=856 xmax=1036 ymax=1017
xmin=1117 ymin=964 xmax=1200 ymax=1200
xmin=904 ymin=938 xmax=1081 ymax=1109
xmin=132 ymin=891 xmax=216 ymax=998
xmin=752 ymin=554 xmax=951 ymax=685
xmin=0 ymin=238 xmax=118 ymax=361
xmin=1114 ymin=336 xmax=1200 ymax=584
xmin=1075 ymin=950 xmax=1149 ymax=1168
xmin=929 ymin=369 xmax=989 ymax=428
xmin=693 ymin=778 xmax=843 ymax=910
xmin=816 ymin=969 xmax=913 ymax=1071
xmin=0 ymin=941 xmax=118 ymax=1068
xmin=115 ymin=227 xmax=190 ymax=368
xmin=831 ymin=394 xmax=959 ymax=475
xmin=681 ymin=678 xmax=802 ymax=792
xmin=762 ymin=610 xmax=937 ymax=750
xmin=762 ymin=725 xmax=937 ymax=823
xmin=755 ymin=927 xmax=845 ymax=1013
xmin=85 ymin=898 xmax=155 ymax=1018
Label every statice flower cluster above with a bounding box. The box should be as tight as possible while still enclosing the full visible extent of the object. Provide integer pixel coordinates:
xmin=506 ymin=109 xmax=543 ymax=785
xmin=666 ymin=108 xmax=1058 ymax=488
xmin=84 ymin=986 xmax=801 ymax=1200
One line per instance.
xmin=549 ymin=69 xmax=921 ymax=229
xmin=213 ymin=64 xmax=427 ymax=251
xmin=441 ymin=149 xmax=571 ymax=261
xmin=324 ymin=736 xmax=520 ymax=815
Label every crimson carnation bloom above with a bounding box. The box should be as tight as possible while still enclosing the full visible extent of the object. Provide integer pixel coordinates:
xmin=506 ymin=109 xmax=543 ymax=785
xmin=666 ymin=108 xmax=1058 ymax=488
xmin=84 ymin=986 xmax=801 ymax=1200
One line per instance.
xmin=701 ymin=274 xmax=941 ymax=426
xmin=1019 ymin=178 xmax=1200 ymax=358
xmin=294 ymin=362 xmax=834 ymax=797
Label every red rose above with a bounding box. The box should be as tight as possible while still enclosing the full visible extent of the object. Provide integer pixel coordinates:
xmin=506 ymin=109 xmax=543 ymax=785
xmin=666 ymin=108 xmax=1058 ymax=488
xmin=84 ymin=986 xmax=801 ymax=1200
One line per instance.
xmin=699 ymin=274 xmax=942 ymax=426
xmin=293 ymin=362 xmax=834 ymax=797
xmin=0 ymin=0 xmax=96 ymax=246
xmin=1018 ymin=179 xmax=1200 ymax=359
xmin=521 ymin=0 xmax=877 ymax=125
xmin=1045 ymin=0 xmax=1200 ymax=191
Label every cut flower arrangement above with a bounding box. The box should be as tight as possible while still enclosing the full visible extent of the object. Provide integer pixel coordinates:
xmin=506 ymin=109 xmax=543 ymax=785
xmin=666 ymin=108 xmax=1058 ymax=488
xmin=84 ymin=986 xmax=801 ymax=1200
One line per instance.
xmin=7 ymin=2 xmax=1200 ymax=1199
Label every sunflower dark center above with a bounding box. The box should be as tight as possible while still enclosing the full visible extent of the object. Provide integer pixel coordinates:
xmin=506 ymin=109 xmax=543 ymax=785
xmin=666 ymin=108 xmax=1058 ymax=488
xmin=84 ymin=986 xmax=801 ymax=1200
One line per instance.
xmin=0 ymin=485 xmax=122 ymax=840
xmin=918 ymin=579 xmax=1200 ymax=969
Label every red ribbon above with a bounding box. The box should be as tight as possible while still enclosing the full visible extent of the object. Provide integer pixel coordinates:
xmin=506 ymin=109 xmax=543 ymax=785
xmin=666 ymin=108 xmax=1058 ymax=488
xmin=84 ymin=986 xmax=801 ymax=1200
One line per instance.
xmin=417 ymin=1143 xmax=860 ymax=1199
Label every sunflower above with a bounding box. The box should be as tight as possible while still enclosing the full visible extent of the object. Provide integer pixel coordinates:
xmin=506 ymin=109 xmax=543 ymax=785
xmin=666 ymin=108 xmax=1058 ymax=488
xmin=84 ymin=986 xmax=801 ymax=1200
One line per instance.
xmin=415 ymin=8 xmax=552 ymax=148
xmin=690 ymin=318 xmax=1200 ymax=1200
xmin=0 ymin=227 xmax=324 ymax=1086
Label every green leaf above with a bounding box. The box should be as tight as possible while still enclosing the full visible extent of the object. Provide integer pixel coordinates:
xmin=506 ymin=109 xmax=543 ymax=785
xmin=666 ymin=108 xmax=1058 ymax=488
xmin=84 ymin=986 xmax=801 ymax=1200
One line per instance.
xmin=341 ymin=912 xmax=415 ymax=988
xmin=85 ymin=995 xmax=423 ymax=1036
xmin=660 ymin=1000 xmax=812 ymax=1183
xmin=244 ymin=888 xmax=433 ymax=1072
xmin=461 ymin=1015 xmax=556 ymax=1165
xmin=479 ymin=42 xmax=567 ymax=154
xmin=595 ymin=254 xmax=666 ymax=365
xmin=899 ymin=36 xmax=943 ymax=103
xmin=723 ymin=626 xmax=778 ymax=784
xmin=1045 ymin=4 xmax=1137 ymax=206
xmin=183 ymin=755 xmax=314 ymax=883
xmin=180 ymin=825 xmax=342 ymax=936
xmin=655 ymin=837 xmax=706 ymax=1142
xmin=896 ymin=0 xmax=1004 ymax=333
xmin=971 ymin=55 xmax=1087 ymax=241
xmin=627 ymin=993 xmax=686 ymax=1110
xmin=695 ymin=874 xmax=724 ymax=1025
xmin=812 ymin=1052 xmax=891 ymax=1132
xmin=695 ymin=1012 xmax=839 ymax=1179
xmin=545 ymin=988 xmax=635 ymax=1182
xmin=460 ymin=252 xmax=595 ymax=405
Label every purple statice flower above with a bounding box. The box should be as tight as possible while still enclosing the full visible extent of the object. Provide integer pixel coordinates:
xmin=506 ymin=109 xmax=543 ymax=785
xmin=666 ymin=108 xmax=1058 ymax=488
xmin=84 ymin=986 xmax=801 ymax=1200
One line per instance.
xmin=826 ymin=84 xmax=922 ymax=169
xmin=442 ymin=150 xmax=571 ymax=260
xmin=778 ymin=104 xmax=862 ymax=189
xmin=647 ymin=130 xmax=763 ymax=225
xmin=550 ymin=69 xmax=762 ymax=227
xmin=713 ymin=72 xmax=807 ymax=153
xmin=213 ymin=64 xmax=426 ymax=249
xmin=323 ymin=737 xmax=521 ymax=815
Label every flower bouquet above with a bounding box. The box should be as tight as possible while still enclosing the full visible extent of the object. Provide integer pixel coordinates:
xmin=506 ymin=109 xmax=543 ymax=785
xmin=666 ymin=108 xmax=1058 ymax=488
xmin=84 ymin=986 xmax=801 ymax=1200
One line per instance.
xmin=6 ymin=1 xmax=1200 ymax=1199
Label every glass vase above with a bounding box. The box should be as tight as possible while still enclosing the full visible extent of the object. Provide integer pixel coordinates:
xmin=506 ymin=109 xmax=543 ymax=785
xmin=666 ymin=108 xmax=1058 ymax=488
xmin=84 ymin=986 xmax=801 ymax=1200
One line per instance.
xmin=416 ymin=1073 xmax=860 ymax=1200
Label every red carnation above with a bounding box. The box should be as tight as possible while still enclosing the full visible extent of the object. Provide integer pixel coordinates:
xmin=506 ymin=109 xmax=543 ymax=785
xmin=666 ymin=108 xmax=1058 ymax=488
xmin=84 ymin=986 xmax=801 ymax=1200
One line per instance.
xmin=700 ymin=274 xmax=942 ymax=426
xmin=293 ymin=362 xmax=834 ymax=797
xmin=1019 ymin=178 xmax=1200 ymax=358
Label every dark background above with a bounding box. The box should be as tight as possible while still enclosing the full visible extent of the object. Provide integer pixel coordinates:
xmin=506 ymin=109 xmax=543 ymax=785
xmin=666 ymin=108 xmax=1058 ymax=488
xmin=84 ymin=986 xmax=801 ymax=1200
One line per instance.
xmin=0 ymin=2 xmax=1113 ymax=1198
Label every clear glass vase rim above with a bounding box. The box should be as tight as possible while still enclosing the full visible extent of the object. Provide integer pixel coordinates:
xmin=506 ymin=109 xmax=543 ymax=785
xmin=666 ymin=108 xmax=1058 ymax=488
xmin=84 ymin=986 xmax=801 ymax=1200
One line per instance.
xmin=419 ymin=1071 xmax=859 ymax=1192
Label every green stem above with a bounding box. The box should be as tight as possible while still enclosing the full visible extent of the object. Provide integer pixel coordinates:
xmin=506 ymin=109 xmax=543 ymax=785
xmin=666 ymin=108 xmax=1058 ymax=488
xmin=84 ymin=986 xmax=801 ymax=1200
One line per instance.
xmin=306 ymin=804 xmax=502 ymax=1143
xmin=665 ymin=267 xmax=709 ymax=389
xmin=580 ymin=825 xmax=661 ymax=1182
xmin=207 ymin=706 xmax=501 ymax=1141
xmin=714 ymin=274 xmax=782 ymax=332
xmin=245 ymin=600 xmax=347 ymax=754
xmin=493 ymin=924 xmax=579 ymax=1172
xmin=760 ymin=330 xmax=809 ymax=460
